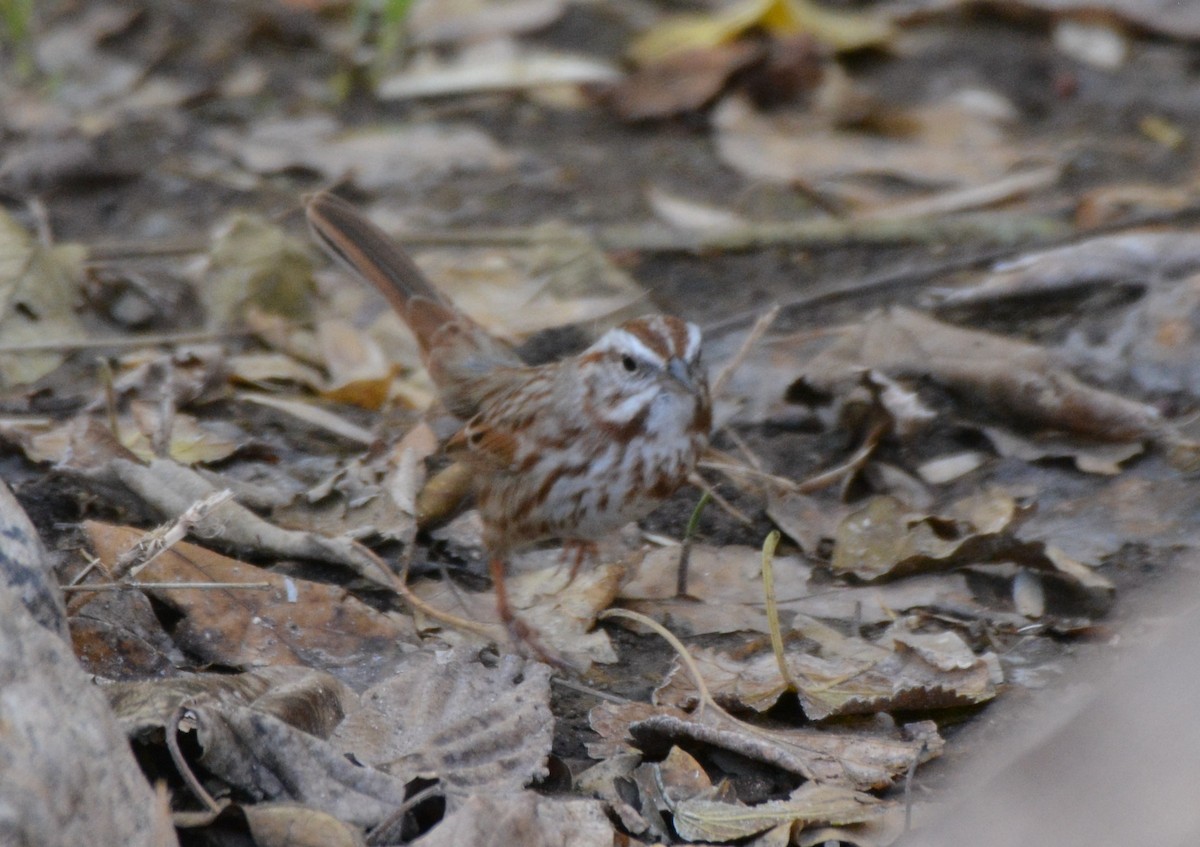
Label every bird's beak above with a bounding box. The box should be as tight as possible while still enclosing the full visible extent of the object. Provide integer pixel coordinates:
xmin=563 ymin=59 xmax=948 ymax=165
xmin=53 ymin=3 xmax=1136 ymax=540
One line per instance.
xmin=667 ymin=357 xmax=694 ymax=391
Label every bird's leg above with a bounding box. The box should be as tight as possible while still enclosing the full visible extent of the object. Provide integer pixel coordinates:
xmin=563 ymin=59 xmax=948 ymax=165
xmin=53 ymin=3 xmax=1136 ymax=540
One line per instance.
xmin=558 ymin=539 xmax=599 ymax=588
xmin=488 ymin=555 xmax=569 ymax=670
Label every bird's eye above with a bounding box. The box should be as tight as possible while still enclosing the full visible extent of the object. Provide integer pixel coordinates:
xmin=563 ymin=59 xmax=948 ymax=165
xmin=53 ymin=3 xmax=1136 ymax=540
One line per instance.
xmin=621 ymin=355 xmax=638 ymax=372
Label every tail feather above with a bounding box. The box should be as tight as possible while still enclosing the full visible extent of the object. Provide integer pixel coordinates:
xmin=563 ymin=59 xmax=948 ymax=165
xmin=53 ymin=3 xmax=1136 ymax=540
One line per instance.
xmin=306 ymin=191 xmax=449 ymax=316
xmin=304 ymin=191 xmax=523 ymax=418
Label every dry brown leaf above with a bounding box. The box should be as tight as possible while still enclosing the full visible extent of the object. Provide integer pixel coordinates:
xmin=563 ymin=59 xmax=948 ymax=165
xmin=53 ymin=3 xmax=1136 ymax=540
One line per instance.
xmin=333 ymin=650 xmax=552 ymax=795
xmin=589 ymin=701 xmax=942 ymax=791
xmin=934 ymin=232 xmax=1200 ymax=309
xmin=608 ymin=41 xmax=764 ymax=121
xmin=830 ymin=493 xmax=1007 ymax=582
xmin=316 ymin=318 xmax=394 ymax=410
xmin=829 ymin=491 xmax=1114 ymax=607
xmin=84 ymin=521 xmax=416 ymax=675
xmin=69 ymin=588 xmax=183 ymax=680
xmin=410 ymin=793 xmax=614 ymax=847
xmin=190 ymin=704 xmax=410 ymax=828
xmin=0 ymin=415 xmax=139 ymax=471
xmin=982 ymin=426 xmax=1144 ymax=475
xmin=1 ymin=410 xmax=241 ymax=468
xmin=413 ymin=233 xmax=649 ymax=341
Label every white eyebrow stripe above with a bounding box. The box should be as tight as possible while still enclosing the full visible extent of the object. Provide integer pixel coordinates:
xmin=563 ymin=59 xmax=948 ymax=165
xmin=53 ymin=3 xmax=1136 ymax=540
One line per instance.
xmin=601 ymin=328 xmax=664 ymax=364
xmin=684 ymin=322 xmax=702 ymax=361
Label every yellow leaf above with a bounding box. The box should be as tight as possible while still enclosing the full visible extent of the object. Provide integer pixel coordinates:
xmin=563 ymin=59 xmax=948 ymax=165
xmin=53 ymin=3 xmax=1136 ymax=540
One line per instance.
xmin=630 ymin=0 xmax=891 ymax=65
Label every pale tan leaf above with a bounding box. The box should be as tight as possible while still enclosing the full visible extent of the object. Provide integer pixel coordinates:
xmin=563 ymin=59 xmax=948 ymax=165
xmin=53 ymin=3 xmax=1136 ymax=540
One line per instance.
xmin=673 ymin=783 xmax=886 ymax=842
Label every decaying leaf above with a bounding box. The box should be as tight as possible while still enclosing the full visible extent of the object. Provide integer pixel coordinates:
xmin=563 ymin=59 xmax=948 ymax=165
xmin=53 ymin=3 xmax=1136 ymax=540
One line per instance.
xmin=0 ymin=207 xmax=88 ymax=387
xmin=83 ymin=521 xmax=416 ymax=677
xmin=242 ymin=803 xmax=366 ymax=847
xmin=589 ymin=701 xmax=942 ymax=791
xmin=829 ymin=491 xmax=1114 ymax=609
xmin=607 ymin=40 xmax=765 ymax=122
xmin=413 ymin=232 xmax=650 ymax=341
xmin=933 ymin=231 xmax=1200 ymax=309
xmin=333 ymin=651 xmax=553 ymax=795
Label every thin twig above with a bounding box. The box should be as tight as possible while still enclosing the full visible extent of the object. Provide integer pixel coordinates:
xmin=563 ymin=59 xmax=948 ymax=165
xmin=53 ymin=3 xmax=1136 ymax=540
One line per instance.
xmin=167 ymin=707 xmax=222 ymax=815
xmin=355 ymin=542 xmax=502 ymax=642
xmin=367 ymin=782 xmax=446 ymax=846
xmin=0 ymin=329 xmax=248 ymax=354
xmin=699 ymin=459 xmax=798 ymax=493
xmin=551 ymin=676 xmax=631 ymax=705
xmin=114 ymin=490 xmax=235 ymax=579
xmin=600 ymin=608 xmax=719 ymax=714
xmin=686 ymin=472 xmax=752 ymax=524
xmin=62 ymin=581 xmax=272 ymax=592
xmin=793 ymin=420 xmax=888 ymax=494
xmin=710 ymin=304 xmax=781 ymax=400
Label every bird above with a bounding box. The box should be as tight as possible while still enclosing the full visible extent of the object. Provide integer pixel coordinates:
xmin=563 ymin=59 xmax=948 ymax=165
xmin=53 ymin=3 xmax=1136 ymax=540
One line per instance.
xmin=306 ymin=191 xmax=711 ymax=664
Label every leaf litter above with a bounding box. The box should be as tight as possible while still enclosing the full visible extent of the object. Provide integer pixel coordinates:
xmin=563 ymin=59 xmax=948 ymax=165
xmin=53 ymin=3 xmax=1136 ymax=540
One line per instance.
xmin=7 ymin=1 xmax=1200 ymax=844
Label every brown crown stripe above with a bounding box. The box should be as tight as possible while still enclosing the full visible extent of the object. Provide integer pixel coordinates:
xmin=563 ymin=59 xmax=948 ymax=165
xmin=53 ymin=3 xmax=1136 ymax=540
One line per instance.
xmin=621 ymin=318 xmax=674 ymax=361
xmin=665 ymin=316 xmax=691 ymax=359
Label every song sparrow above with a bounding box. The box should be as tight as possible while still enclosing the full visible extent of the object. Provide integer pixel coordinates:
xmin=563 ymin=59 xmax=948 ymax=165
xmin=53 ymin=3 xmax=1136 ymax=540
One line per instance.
xmin=306 ymin=192 xmax=711 ymax=662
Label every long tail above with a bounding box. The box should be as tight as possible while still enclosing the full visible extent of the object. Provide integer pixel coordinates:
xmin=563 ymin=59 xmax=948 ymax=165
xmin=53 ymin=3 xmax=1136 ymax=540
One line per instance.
xmin=306 ymin=190 xmax=451 ymax=316
xmin=304 ymin=191 xmax=522 ymax=417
